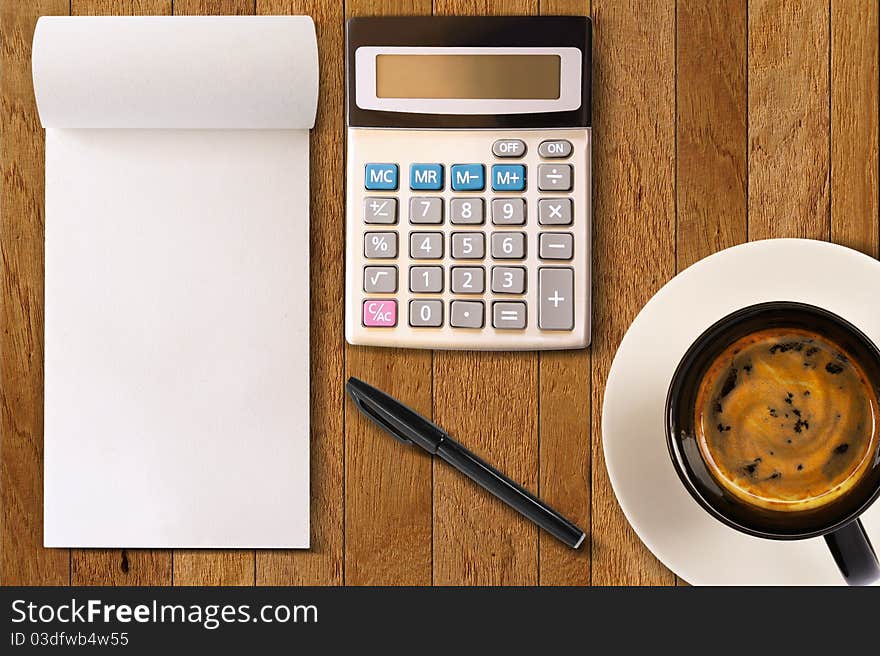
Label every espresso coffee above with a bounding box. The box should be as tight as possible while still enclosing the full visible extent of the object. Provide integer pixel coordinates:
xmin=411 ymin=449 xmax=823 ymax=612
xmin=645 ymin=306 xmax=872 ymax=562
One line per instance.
xmin=694 ymin=327 xmax=879 ymax=512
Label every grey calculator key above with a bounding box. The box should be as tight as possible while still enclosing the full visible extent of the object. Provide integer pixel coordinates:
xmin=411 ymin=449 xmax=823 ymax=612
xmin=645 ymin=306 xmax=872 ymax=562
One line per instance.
xmin=364 ymin=231 xmax=397 ymax=259
xmin=364 ymin=197 xmax=397 ymax=224
xmin=491 ymin=232 xmax=526 ymax=259
xmin=491 ymin=266 xmax=526 ymax=294
xmin=538 ymin=164 xmax=572 ymax=191
xmin=410 ymin=232 xmax=444 ymax=259
xmin=538 ymin=139 xmax=573 ymax=158
xmin=450 ymin=198 xmax=484 ymax=225
xmin=363 ymin=266 xmax=397 ymax=293
xmin=409 ymin=197 xmax=443 ymax=224
xmin=538 ymin=198 xmax=573 ymax=225
xmin=451 ymin=266 xmax=485 ymax=294
xmin=493 ymin=302 xmax=527 ymax=329
xmin=450 ymin=300 xmax=484 ymax=328
xmin=492 ymin=138 xmax=526 ymax=158
xmin=409 ymin=266 xmax=444 ymax=293
xmin=451 ymin=232 xmax=485 ymax=259
xmin=539 ymin=267 xmax=574 ymax=330
xmin=539 ymin=232 xmax=574 ymax=260
xmin=410 ymin=299 xmax=443 ymax=327
xmin=492 ymin=198 xmax=526 ymax=225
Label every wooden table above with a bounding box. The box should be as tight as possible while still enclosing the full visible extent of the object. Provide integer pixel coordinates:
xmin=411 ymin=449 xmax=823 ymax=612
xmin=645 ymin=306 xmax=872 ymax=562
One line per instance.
xmin=1 ymin=0 xmax=876 ymax=586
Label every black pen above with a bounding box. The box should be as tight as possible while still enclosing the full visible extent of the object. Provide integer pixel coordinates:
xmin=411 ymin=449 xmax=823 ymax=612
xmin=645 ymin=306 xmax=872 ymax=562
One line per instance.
xmin=346 ymin=376 xmax=586 ymax=549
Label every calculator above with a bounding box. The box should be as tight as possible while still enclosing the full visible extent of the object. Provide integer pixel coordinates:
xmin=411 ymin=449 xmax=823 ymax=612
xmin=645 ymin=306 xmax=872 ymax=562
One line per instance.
xmin=344 ymin=16 xmax=591 ymax=350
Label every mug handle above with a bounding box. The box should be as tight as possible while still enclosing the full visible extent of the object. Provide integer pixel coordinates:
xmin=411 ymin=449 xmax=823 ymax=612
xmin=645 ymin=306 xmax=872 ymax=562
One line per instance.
xmin=824 ymin=518 xmax=880 ymax=585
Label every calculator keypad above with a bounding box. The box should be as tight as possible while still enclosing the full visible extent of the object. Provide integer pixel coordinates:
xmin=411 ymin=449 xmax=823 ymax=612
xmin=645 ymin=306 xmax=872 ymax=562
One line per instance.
xmin=347 ymin=129 xmax=590 ymax=350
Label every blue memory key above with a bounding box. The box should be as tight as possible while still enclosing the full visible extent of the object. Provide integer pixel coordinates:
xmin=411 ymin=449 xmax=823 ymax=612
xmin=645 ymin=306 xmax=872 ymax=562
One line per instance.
xmin=491 ymin=164 xmax=526 ymax=191
xmin=450 ymin=164 xmax=485 ymax=191
xmin=365 ymin=163 xmax=398 ymax=190
xmin=410 ymin=163 xmax=444 ymax=190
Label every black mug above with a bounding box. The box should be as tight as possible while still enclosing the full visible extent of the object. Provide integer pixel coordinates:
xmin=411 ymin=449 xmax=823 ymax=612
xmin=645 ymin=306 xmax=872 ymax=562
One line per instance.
xmin=666 ymin=301 xmax=880 ymax=585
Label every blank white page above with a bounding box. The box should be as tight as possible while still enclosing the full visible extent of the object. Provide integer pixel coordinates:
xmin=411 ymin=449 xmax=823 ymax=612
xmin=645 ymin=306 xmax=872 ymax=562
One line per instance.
xmin=34 ymin=17 xmax=316 ymax=548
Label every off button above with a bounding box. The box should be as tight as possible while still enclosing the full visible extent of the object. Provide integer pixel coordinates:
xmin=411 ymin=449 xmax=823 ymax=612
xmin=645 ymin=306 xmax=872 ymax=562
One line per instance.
xmin=492 ymin=139 xmax=526 ymax=158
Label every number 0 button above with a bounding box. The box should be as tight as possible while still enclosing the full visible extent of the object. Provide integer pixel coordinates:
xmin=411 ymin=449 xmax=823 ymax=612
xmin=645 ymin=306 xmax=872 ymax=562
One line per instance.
xmin=410 ymin=300 xmax=443 ymax=327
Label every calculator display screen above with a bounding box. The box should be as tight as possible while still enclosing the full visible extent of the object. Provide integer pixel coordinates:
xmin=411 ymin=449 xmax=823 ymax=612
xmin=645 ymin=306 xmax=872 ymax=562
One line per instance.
xmin=375 ymin=54 xmax=561 ymax=100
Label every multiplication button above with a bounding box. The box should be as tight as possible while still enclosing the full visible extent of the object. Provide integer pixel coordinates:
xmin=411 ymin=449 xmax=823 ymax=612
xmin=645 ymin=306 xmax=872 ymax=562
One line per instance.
xmin=538 ymin=198 xmax=572 ymax=225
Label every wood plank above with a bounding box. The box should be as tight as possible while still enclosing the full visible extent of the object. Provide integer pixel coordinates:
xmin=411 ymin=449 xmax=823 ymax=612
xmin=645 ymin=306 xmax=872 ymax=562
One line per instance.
xmin=536 ymin=0 xmax=590 ymax=586
xmin=748 ymin=0 xmax=830 ymax=241
xmin=66 ymin=0 xmax=175 ymax=588
xmin=255 ymin=0 xmax=345 ymax=586
xmin=173 ymin=0 xmax=254 ymax=13
xmin=0 ymin=0 xmax=71 ymax=587
xmin=168 ymin=0 xmax=257 ymax=588
xmin=432 ymin=0 xmax=540 ymax=587
xmin=343 ymin=0 xmax=435 ymax=586
xmin=830 ymin=0 xmax=879 ymax=257
xmin=675 ymin=0 xmax=747 ymax=586
xmin=590 ymin=0 xmax=677 ymax=585
xmin=677 ymin=0 xmax=747 ymax=271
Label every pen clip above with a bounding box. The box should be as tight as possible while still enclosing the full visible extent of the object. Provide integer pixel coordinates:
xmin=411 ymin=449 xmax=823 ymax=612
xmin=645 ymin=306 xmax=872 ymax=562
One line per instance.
xmin=352 ymin=397 xmax=413 ymax=445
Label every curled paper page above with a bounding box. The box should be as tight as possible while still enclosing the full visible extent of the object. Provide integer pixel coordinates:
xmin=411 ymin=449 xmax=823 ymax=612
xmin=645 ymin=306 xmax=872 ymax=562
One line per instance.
xmin=35 ymin=15 xmax=316 ymax=548
xmin=32 ymin=16 xmax=318 ymax=129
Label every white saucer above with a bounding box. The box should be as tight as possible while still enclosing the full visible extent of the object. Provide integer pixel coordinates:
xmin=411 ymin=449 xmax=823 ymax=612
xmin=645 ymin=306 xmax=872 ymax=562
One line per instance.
xmin=603 ymin=239 xmax=880 ymax=585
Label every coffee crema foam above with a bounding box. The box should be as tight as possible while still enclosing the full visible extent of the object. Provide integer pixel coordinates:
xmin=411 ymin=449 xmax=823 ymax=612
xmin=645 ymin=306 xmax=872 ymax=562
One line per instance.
xmin=694 ymin=328 xmax=879 ymax=512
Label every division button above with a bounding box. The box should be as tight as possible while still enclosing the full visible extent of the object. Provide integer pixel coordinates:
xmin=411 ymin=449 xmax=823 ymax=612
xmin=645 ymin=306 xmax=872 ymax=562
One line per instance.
xmin=537 ymin=164 xmax=572 ymax=191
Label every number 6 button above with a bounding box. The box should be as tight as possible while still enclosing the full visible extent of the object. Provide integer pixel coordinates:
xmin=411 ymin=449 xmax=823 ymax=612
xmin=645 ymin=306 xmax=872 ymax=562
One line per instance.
xmin=491 ymin=232 xmax=526 ymax=259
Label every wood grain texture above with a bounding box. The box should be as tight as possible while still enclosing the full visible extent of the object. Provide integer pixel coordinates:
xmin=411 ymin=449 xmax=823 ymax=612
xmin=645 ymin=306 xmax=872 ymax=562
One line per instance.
xmin=830 ymin=0 xmax=879 ymax=257
xmin=748 ymin=0 xmax=830 ymax=241
xmin=4 ymin=0 xmax=876 ymax=587
xmin=173 ymin=0 xmax=255 ymax=14
xmin=675 ymin=0 xmax=747 ymax=587
xmin=0 ymin=0 xmax=70 ymax=587
xmin=590 ymin=0 xmax=676 ymax=585
xmin=343 ymin=0 xmax=435 ymax=586
xmin=255 ymin=0 xmax=345 ymax=587
xmin=431 ymin=0 xmax=540 ymax=587
xmin=167 ymin=0 xmax=257 ymax=589
xmin=676 ymin=0 xmax=747 ymax=271
xmin=536 ymin=0 xmax=591 ymax=586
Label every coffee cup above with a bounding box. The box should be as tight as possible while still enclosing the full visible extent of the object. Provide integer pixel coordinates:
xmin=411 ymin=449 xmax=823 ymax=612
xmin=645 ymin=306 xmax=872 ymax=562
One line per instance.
xmin=666 ymin=301 xmax=880 ymax=585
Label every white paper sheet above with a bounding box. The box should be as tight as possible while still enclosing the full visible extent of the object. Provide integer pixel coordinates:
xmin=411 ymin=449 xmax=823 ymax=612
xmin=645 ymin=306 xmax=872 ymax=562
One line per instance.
xmin=33 ymin=16 xmax=316 ymax=548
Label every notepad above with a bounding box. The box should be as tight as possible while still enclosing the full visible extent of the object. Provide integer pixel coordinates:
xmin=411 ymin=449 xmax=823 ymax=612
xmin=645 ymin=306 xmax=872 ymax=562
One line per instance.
xmin=32 ymin=16 xmax=317 ymax=548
